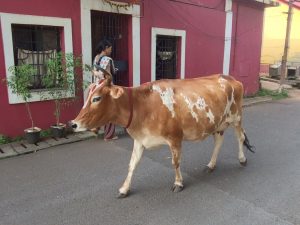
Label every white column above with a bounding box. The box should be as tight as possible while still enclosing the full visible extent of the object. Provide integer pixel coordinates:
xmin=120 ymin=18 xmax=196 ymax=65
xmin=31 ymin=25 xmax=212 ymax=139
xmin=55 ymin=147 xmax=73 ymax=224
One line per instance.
xmin=132 ymin=16 xmax=140 ymax=87
xmin=223 ymin=0 xmax=233 ymax=75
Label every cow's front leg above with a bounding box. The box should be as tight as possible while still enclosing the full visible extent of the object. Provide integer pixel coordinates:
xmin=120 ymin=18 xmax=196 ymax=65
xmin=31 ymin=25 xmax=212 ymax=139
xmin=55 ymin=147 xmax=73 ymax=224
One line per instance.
xmin=118 ymin=140 xmax=144 ymax=198
xmin=170 ymin=143 xmax=183 ymax=193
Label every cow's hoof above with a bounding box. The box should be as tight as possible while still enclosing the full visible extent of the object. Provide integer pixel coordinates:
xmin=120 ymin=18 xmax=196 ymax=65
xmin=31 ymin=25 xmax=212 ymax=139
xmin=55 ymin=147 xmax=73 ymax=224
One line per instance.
xmin=203 ymin=165 xmax=216 ymax=173
xmin=171 ymin=184 xmax=184 ymax=193
xmin=240 ymin=159 xmax=247 ymax=167
xmin=117 ymin=191 xmax=130 ymax=199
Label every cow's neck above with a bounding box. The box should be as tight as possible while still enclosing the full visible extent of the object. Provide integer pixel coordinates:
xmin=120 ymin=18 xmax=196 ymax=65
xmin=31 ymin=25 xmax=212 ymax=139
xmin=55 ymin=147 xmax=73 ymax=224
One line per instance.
xmin=113 ymin=87 xmax=134 ymax=129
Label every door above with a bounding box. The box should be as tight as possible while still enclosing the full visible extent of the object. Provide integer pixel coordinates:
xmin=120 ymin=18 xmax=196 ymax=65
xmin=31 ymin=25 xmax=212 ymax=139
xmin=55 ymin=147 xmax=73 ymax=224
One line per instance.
xmin=91 ymin=11 xmax=129 ymax=86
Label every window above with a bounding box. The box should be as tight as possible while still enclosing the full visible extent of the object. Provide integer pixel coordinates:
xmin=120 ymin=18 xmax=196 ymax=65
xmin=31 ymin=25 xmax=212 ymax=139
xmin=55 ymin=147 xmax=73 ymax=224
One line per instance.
xmin=156 ymin=35 xmax=178 ymax=80
xmin=0 ymin=13 xmax=73 ymax=104
xmin=12 ymin=24 xmax=61 ymax=89
xmin=151 ymin=28 xmax=186 ymax=82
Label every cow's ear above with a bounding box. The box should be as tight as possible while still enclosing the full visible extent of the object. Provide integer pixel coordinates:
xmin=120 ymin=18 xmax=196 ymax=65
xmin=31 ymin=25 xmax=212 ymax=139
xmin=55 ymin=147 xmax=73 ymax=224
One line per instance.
xmin=110 ymin=86 xmax=124 ymax=99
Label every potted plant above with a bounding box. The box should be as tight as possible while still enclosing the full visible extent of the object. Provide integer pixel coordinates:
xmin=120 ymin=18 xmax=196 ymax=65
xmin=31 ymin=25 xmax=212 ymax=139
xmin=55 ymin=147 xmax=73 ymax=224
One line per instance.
xmin=5 ymin=64 xmax=41 ymax=144
xmin=42 ymin=52 xmax=82 ymax=138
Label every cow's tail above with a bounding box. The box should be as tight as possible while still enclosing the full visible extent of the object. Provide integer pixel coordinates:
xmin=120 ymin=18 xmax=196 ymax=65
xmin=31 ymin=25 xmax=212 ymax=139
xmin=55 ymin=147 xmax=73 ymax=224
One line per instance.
xmin=243 ymin=132 xmax=255 ymax=153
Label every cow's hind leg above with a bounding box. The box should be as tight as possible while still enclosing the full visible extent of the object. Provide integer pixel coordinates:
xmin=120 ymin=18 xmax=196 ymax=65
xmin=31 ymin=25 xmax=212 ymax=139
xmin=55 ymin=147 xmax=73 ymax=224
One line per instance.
xmin=118 ymin=140 xmax=144 ymax=198
xmin=234 ymin=123 xmax=247 ymax=166
xmin=169 ymin=142 xmax=184 ymax=193
xmin=234 ymin=123 xmax=255 ymax=166
xmin=205 ymin=131 xmax=225 ymax=172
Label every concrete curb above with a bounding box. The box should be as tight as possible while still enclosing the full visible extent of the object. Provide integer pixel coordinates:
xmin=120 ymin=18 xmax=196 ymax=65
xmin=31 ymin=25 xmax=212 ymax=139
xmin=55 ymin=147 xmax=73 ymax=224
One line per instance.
xmin=0 ymin=131 xmax=96 ymax=160
xmin=243 ymin=96 xmax=273 ymax=107
xmin=0 ymin=97 xmax=272 ymax=160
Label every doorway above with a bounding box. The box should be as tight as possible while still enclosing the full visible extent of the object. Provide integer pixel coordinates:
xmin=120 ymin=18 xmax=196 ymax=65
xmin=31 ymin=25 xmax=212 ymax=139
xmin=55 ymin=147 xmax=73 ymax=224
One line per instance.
xmin=91 ymin=11 xmax=129 ymax=86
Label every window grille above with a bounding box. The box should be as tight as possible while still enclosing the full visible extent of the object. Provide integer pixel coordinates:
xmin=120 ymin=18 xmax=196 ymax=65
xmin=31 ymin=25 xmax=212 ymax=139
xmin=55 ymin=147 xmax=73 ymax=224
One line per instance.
xmin=156 ymin=35 xmax=178 ymax=80
xmin=12 ymin=24 xmax=61 ymax=89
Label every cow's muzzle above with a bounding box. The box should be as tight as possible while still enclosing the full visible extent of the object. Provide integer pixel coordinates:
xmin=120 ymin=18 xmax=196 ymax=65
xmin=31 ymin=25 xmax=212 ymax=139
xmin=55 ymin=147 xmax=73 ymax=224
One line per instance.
xmin=68 ymin=120 xmax=87 ymax=132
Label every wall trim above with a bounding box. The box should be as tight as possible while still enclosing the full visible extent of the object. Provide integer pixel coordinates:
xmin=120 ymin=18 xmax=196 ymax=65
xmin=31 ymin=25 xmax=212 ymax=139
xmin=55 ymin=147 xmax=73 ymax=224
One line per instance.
xmin=80 ymin=0 xmax=140 ymax=91
xmin=223 ymin=0 xmax=233 ymax=75
xmin=151 ymin=27 xmax=186 ymax=81
xmin=0 ymin=13 xmax=73 ymax=104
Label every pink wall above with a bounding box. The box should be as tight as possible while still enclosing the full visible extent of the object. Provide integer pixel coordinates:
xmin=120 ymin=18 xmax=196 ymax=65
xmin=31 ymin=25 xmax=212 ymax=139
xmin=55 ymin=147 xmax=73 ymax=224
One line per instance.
xmin=230 ymin=0 xmax=265 ymax=95
xmin=139 ymin=0 xmax=265 ymax=94
xmin=139 ymin=0 xmax=226 ymax=83
xmin=0 ymin=0 xmax=266 ymax=137
xmin=0 ymin=0 xmax=82 ymax=137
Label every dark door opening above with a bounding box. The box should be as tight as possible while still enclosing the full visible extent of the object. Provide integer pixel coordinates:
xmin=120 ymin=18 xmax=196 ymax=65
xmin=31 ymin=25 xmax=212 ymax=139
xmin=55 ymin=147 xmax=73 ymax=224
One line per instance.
xmin=91 ymin=11 xmax=129 ymax=86
xmin=156 ymin=35 xmax=178 ymax=80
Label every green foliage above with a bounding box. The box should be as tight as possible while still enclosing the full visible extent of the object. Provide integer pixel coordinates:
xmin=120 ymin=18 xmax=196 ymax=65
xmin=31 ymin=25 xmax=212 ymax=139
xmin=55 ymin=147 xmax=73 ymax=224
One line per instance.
xmin=4 ymin=64 xmax=37 ymax=129
xmin=41 ymin=52 xmax=85 ymax=126
xmin=40 ymin=129 xmax=52 ymax=138
xmin=6 ymin=64 xmax=36 ymax=102
xmin=257 ymin=88 xmax=289 ymax=100
xmin=12 ymin=136 xmax=23 ymax=142
xmin=0 ymin=134 xmax=11 ymax=145
xmin=0 ymin=134 xmax=24 ymax=144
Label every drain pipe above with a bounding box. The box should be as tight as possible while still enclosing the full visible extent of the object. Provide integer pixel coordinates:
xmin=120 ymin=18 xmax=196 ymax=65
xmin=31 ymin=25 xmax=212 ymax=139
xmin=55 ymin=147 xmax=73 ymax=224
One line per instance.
xmin=223 ymin=0 xmax=233 ymax=75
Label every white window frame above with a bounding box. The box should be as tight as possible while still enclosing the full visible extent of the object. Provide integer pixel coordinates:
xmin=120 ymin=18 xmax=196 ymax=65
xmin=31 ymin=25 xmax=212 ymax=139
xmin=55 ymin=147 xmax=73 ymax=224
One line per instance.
xmin=0 ymin=13 xmax=73 ymax=104
xmin=80 ymin=0 xmax=140 ymax=89
xmin=151 ymin=27 xmax=186 ymax=81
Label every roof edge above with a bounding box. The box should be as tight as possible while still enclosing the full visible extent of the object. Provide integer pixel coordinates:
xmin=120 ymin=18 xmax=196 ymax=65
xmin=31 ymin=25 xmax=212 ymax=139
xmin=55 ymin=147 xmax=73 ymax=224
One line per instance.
xmin=278 ymin=0 xmax=300 ymax=10
xmin=252 ymin=0 xmax=279 ymax=7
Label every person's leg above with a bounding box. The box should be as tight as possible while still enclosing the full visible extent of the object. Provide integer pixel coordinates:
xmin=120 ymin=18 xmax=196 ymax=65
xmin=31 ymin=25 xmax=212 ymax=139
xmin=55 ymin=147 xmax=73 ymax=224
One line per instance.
xmin=104 ymin=123 xmax=118 ymax=141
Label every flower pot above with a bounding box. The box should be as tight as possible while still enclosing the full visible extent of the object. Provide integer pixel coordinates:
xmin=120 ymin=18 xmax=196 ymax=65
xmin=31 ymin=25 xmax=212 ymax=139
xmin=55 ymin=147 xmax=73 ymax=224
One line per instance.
xmin=51 ymin=123 xmax=66 ymax=138
xmin=24 ymin=127 xmax=41 ymax=144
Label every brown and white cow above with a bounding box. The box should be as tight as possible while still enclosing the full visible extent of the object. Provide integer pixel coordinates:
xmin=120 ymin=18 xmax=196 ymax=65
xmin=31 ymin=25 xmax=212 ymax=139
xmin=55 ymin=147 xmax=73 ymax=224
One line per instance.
xmin=71 ymin=73 xmax=254 ymax=198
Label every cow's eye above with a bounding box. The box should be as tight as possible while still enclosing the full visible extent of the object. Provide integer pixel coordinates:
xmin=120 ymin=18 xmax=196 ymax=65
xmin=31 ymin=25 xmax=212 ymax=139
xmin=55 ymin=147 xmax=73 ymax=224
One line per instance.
xmin=92 ymin=96 xmax=102 ymax=103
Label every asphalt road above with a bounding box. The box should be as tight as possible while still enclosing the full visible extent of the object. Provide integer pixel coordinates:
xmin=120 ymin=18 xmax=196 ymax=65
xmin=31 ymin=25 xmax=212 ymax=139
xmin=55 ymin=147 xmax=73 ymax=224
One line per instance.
xmin=1 ymin=97 xmax=300 ymax=225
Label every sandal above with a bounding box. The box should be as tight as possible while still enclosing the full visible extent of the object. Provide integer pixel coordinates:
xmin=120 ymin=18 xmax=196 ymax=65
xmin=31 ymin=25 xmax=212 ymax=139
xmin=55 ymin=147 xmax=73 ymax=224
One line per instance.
xmin=104 ymin=136 xmax=118 ymax=141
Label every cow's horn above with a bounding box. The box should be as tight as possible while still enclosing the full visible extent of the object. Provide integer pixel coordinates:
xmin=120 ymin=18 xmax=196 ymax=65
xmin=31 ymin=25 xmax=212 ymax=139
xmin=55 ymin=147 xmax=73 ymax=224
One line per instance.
xmin=99 ymin=67 xmax=112 ymax=85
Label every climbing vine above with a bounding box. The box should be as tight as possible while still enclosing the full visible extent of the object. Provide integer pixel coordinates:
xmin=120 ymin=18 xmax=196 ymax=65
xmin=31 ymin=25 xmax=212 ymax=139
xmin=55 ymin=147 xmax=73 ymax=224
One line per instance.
xmin=102 ymin=0 xmax=140 ymax=11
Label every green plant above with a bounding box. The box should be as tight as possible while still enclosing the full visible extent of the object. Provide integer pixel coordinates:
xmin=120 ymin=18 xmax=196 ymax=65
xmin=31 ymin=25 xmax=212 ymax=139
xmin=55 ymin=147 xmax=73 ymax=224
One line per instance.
xmin=11 ymin=136 xmax=23 ymax=142
xmin=257 ymin=88 xmax=289 ymax=100
xmin=41 ymin=52 xmax=83 ymax=126
xmin=40 ymin=129 xmax=52 ymax=138
xmin=5 ymin=64 xmax=37 ymax=130
xmin=0 ymin=134 xmax=11 ymax=145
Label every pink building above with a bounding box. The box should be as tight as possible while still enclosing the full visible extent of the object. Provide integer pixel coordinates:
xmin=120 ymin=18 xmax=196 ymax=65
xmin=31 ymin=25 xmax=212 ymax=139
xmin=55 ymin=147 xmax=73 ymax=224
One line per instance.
xmin=0 ymin=0 xmax=276 ymax=136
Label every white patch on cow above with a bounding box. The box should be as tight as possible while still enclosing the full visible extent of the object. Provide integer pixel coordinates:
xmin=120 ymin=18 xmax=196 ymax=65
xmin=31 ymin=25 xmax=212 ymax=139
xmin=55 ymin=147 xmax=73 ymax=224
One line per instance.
xmin=181 ymin=94 xmax=199 ymax=122
xmin=206 ymin=109 xmax=215 ymax=124
xmin=225 ymin=111 xmax=241 ymax=125
xmin=196 ymin=97 xmax=207 ymax=110
xmin=181 ymin=94 xmax=214 ymax=124
xmin=223 ymin=86 xmax=235 ymax=116
xmin=218 ymin=77 xmax=226 ymax=91
xmin=153 ymin=85 xmax=176 ymax=118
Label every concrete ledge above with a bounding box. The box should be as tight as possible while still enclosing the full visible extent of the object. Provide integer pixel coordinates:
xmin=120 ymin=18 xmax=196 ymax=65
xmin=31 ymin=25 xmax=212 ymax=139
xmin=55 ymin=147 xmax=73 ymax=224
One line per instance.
xmin=0 ymin=144 xmax=17 ymax=158
xmin=0 ymin=131 xmax=96 ymax=160
xmin=243 ymin=96 xmax=273 ymax=107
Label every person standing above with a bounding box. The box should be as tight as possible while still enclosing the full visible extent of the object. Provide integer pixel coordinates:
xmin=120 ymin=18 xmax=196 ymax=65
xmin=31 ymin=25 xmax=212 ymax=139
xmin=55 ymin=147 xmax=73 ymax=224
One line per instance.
xmin=91 ymin=39 xmax=118 ymax=141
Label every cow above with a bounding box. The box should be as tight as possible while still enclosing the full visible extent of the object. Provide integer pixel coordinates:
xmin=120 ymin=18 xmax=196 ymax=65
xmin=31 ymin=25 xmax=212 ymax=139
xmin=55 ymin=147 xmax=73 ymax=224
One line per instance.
xmin=70 ymin=72 xmax=254 ymax=198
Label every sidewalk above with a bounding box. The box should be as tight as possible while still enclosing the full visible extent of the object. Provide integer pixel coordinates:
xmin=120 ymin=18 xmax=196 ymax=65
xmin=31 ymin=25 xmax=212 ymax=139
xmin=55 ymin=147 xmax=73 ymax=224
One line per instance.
xmin=0 ymin=131 xmax=96 ymax=159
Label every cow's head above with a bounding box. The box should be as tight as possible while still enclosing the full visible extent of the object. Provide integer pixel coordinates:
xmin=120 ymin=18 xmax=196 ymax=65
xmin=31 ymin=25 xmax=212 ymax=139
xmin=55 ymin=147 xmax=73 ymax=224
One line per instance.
xmin=70 ymin=71 xmax=124 ymax=132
